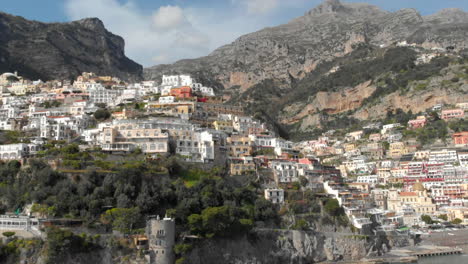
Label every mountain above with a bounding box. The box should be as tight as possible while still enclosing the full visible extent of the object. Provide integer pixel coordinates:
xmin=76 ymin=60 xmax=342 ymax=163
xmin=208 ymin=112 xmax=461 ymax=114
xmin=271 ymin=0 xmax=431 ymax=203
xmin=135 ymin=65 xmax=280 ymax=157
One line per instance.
xmin=144 ymin=0 xmax=468 ymax=138
xmin=144 ymin=0 xmax=468 ymax=89
xmin=0 ymin=12 xmax=142 ymax=81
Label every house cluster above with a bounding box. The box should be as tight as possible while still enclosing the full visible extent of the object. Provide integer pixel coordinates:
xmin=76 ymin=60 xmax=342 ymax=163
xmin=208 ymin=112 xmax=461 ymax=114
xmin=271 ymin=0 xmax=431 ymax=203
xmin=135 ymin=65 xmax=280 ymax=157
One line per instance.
xmin=295 ymin=104 xmax=468 ymax=230
xmin=1 ymin=70 xmax=467 ymax=232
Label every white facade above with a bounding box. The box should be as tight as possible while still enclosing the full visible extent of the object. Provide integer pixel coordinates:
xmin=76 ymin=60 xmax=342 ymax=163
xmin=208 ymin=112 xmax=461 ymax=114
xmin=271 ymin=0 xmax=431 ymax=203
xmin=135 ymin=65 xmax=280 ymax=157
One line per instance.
xmin=176 ymin=131 xmax=214 ymax=163
xmin=356 ymin=175 xmax=379 ymax=185
xmin=264 ymin=189 xmax=284 ymax=204
xmin=161 ymin=75 xmax=193 ymax=87
xmin=0 ymin=143 xmax=39 ymax=160
xmin=191 ymin=83 xmax=215 ymax=96
xmin=272 ymin=161 xmax=299 ymax=183
xmin=459 ymin=152 xmax=468 ymax=167
xmin=88 ymin=85 xmax=122 ymax=106
xmin=159 ymin=96 xmax=175 ymax=104
xmin=429 ymin=149 xmax=459 ymax=164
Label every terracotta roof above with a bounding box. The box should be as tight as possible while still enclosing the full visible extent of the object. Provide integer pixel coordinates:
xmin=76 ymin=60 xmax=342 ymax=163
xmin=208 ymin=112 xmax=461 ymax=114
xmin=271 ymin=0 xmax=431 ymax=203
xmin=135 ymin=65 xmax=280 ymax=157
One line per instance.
xmin=399 ymin=192 xmax=417 ymax=196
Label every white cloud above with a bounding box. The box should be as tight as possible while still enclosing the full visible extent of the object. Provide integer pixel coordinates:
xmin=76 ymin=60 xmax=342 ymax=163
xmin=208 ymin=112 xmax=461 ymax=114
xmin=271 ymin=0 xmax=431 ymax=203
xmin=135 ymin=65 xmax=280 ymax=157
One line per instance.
xmin=64 ymin=0 xmax=213 ymax=67
xmin=152 ymin=5 xmax=187 ymax=30
xmin=245 ymin=0 xmax=279 ymax=14
xmin=64 ymin=0 xmax=305 ymax=67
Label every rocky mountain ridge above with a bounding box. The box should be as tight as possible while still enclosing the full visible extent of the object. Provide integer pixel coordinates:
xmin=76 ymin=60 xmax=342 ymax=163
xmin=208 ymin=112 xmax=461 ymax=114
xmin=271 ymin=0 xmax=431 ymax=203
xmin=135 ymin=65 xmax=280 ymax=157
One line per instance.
xmin=0 ymin=12 xmax=142 ymax=81
xmin=144 ymin=0 xmax=468 ymax=138
xmin=144 ymin=0 xmax=468 ymax=90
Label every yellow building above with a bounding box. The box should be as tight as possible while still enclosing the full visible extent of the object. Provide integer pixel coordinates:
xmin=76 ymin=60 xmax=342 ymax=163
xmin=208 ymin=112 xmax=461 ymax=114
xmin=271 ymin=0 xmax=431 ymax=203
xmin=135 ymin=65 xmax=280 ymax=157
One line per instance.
xmin=213 ymin=120 xmax=234 ymax=132
xmin=344 ymin=143 xmax=357 ymax=152
xmin=446 ymin=207 xmax=468 ymax=225
xmin=389 ymin=142 xmax=408 ymax=159
xmin=227 ymin=136 xmax=252 ymax=157
xmin=230 ymin=162 xmax=255 ymax=176
xmin=387 ymin=183 xmax=436 ymax=214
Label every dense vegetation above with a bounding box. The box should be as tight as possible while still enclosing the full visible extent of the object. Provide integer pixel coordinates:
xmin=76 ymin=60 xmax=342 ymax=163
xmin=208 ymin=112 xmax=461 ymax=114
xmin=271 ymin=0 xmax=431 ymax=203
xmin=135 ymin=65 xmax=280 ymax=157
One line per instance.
xmin=0 ymin=158 xmax=278 ymax=239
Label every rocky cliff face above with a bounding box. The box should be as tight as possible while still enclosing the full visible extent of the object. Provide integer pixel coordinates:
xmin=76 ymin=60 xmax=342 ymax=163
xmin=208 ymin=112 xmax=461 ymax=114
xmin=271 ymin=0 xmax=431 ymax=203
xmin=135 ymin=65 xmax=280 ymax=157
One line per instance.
xmin=185 ymin=228 xmax=412 ymax=264
xmin=144 ymin=0 xmax=468 ymax=90
xmin=281 ymin=61 xmax=468 ymax=132
xmin=0 ymin=12 xmax=142 ymax=81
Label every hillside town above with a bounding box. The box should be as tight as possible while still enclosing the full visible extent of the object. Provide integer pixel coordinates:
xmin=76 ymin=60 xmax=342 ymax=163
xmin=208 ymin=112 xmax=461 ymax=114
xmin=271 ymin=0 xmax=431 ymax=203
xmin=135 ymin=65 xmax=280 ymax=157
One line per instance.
xmin=0 ymin=70 xmax=468 ymax=263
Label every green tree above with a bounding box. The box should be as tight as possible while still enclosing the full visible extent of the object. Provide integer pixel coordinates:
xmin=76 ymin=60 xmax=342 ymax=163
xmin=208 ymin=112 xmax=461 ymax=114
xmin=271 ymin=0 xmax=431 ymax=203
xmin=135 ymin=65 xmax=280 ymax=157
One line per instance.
xmin=188 ymin=206 xmax=252 ymax=238
xmin=438 ymin=214 xmax=448 ymax=221
xmin=100 ymin=207 xmax=141 ymax=233
xmin=451 ymin=218 xmax=462 ymax=225
xmin=46 ymin=227 xmax=94 ymax=264
xmin=324 ymin=199 xmax=344 ymax=217
xmin=94 ymin=109 xmax=111 ymax=121
xmin=293 ymin=219 xmax=309 ymax=230
xmin=187 ymin=214 xmax=203 ymax=235
xmin=254 ymin=199 xmax=276 ymax=222
xmin=448 ymin=119 xmax=468 ymax=132
xmin=61 ymin=144 xmax=80 ymax=154
xmin=2 ymin=232 xmax=15 ymax=238
xmin=299 ymin=176 xmax=308 ymax=187
xmin=421 ymin=214 xmax=433 ymax=224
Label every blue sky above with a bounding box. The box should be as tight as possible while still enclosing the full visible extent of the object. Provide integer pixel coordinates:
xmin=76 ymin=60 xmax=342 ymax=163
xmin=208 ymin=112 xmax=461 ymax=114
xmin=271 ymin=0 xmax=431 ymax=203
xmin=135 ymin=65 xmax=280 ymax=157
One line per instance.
xmin=2 ymin=0 xmax=468 ymax=66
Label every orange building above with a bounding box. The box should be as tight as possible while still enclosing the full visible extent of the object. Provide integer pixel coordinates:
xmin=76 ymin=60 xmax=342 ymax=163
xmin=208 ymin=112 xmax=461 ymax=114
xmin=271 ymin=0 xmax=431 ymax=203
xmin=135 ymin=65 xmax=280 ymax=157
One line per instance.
xmin=170 ymin=86 xmax=192 ymax=98
xmin=453 ymin=132 xmax=468 ymax=146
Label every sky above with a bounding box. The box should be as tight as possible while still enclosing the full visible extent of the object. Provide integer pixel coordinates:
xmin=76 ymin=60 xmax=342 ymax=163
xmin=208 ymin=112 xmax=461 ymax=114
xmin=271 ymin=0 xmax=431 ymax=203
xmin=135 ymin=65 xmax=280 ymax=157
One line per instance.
xmin=2 ymin=0 xmax=468 ymax=67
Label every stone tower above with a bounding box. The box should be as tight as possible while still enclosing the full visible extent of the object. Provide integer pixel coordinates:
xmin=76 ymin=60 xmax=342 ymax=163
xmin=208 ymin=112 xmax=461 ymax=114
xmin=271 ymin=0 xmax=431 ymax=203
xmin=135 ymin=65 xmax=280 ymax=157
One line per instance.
xmin=146 ymin=215 xmax=175 ymax=264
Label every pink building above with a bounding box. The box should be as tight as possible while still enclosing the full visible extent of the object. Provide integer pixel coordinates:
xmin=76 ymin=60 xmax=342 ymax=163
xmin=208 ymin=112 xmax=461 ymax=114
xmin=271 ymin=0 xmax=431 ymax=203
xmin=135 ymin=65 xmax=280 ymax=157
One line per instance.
xmin=441 ymin=109 xmax=464 ymax=120
xmin=298 ymin=158 xmax=319 ymax=165
xmin=407 ymin=116 xmax=427 ymax=129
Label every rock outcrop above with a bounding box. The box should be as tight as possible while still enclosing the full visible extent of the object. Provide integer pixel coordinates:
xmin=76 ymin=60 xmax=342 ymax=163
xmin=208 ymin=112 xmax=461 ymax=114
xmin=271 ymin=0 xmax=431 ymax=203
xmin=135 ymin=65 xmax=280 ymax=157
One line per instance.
xmin=0 ymin=12 xmax=142 ymax=81
xmin=184 ymin=227 xmax=412 ymax=264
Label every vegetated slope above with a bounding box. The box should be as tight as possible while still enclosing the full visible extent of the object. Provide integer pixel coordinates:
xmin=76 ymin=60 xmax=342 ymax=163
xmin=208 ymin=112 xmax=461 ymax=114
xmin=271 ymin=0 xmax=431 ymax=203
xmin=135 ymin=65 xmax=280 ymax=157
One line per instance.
xmin=0 ymin=12 xmax=142 ymax=81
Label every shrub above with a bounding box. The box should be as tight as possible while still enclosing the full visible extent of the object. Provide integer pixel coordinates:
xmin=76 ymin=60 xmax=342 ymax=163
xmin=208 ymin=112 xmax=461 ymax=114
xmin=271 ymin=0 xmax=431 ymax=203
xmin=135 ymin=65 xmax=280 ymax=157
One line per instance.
xmin=324 ymin=199 xmax=344 ymax=217
xmin=293 ymin=219 xmax=309 ymax=230
xmin=421 ymin=214 xmax=433 ymax=224
xmin=94 ymin=109 xmax=111 ymax=120
xmin=2 ymin=232 xmax=15 ymax=238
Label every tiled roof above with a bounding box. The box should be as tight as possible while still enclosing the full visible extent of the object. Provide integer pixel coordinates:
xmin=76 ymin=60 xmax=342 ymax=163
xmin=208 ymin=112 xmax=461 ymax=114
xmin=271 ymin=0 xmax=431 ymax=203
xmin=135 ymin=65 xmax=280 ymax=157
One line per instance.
xmin=399 ymin=192 xmax=417 ymax=196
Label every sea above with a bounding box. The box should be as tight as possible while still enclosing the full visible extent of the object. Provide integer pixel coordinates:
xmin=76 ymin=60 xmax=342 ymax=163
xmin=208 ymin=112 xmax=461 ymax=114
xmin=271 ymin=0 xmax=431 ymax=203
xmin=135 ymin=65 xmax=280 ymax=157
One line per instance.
xmin=418 ymin=254 xmax=468 ymax=263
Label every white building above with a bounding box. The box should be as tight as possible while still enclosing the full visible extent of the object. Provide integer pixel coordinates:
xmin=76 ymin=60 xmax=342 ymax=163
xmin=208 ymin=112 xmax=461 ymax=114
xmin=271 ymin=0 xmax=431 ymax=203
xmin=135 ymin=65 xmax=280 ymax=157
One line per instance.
xmin=429 ymin=149 xmax=459 ymax=164
xmin=0 ymin=143 xmax=39 ymax=160
xmin=381 ymin=123 xmax=401 ymax=135
xmin=271 ymin=161 xmax=299 ymax=183
xmin=88 ymin=85 xmax=122 ymax=106
xmin=161 ymin=75 xmax=193 ymax=87
xmin=159 ymin=96 xmax=175 ymax=104
xmin=356 ymin=175 xmax=379 ymax=185
xmin=98 ymin=125 xmax=169 ymax=154
xmin=459 ymin=151 xmax=468 ymax=167
xmin=191 ymin=83 xmax=215 ymax=96
xmin=176 ymin=131 xmax=214 ymax=163
xmin=264 ymin=189 xmax=284 ymax=204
